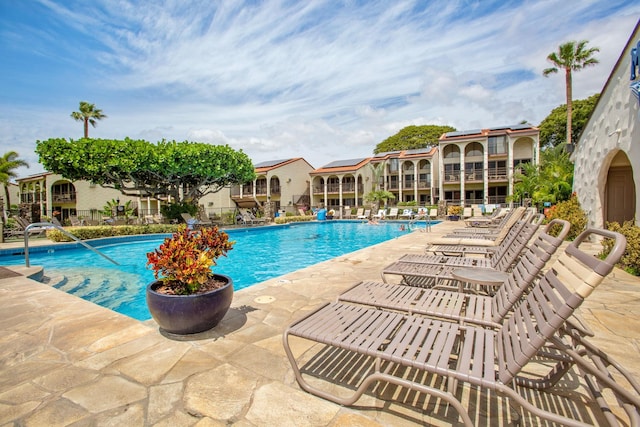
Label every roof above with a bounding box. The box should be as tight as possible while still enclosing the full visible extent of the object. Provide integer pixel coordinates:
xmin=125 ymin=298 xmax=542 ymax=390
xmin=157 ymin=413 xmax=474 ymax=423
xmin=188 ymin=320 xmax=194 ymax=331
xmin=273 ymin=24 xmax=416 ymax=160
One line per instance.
xmin=370 ymin=146 xmax=437 ymax=161
xmin=441 ymin=124 xmax=538 ymax=141
xmin=311 ymin=158 xmax=371 ymax=175
xmin=254 ymin=158 xmax=314 ymax=173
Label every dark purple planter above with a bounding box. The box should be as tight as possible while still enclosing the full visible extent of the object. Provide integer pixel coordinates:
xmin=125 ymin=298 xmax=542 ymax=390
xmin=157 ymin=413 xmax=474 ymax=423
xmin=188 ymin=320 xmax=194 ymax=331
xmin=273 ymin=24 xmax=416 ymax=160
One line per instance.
xmin=146 ymin=274 xmax=233 ymax=335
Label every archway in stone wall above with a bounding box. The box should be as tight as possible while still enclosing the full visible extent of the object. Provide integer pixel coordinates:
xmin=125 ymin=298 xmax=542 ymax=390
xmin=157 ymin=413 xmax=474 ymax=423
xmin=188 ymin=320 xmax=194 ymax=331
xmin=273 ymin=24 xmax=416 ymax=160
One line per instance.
xmin=604 ymin=151 xmax=636 ymax=224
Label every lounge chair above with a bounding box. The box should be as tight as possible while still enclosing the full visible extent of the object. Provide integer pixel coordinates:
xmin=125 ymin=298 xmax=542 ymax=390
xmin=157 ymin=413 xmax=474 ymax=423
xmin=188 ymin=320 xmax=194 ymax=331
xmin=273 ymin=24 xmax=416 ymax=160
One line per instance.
xmin=372 ymin=209 xmax=386 ymax=220
xmin=449 ymin=206 xmax=521 ymax=236
xmin=463 ymin=206 xmax=505 ymax=227
xmin=382 ymin=215 xmax=552 ymax=289
xmin=181 ymin=212 xmax=213 ymax=227
xmin=341 ymin=218 xmax=569 ymax=327
xmin=283 ymin=228 xmax=635 ymax=426
xmin=426 ymin=207 xmax=527 ymax=253
xmin=354 ymin=208 xmax=364 ymax=218
xmin=398 ymin=209 xmax=414 ymax=219
xmin=10 ymin=216 xmax=46 ymax=237
xmin=386 ymin=208 xmax=399 ymax=219
xmin=398 ymin=213 xmax=543 ymax=267
xmin=69 ymin=215 xmax=84 ymax=226
xmin=382 ymin=214 xmax=552 ymax=285
xmin=461 ymin=207 xmax=473 ymax=220
xmin=357 ymin=209 xmax=370 ymax=219
xmin=342 ymin=206 xmax=351 ymax=219
xmin=246 ymin=211 xmax=267 ymax=224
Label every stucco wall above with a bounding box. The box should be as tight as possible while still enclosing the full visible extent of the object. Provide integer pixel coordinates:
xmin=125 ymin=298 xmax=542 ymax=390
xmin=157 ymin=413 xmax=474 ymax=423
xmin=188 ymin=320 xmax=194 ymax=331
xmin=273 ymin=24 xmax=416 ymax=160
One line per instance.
xmin=574 ymin=25 xmax=640 ymax=228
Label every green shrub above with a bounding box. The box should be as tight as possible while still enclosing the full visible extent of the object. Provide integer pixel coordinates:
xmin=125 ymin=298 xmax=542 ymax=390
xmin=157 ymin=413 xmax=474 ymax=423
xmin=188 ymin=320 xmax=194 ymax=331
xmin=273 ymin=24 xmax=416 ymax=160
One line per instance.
xmin=397 ymin=201 xmax=418 ymax=207
xmin=161 ymin=202 xmax=197 ymax=223
xmin=46 ymin=224 xmax=180 ymax=242
xmin=544 ymin=195 xmax=587 ymax=240
xmin=601 ymin=220 xmax=640 ymax=276
xmin=274 ymin=215 xmax=315 ymax=224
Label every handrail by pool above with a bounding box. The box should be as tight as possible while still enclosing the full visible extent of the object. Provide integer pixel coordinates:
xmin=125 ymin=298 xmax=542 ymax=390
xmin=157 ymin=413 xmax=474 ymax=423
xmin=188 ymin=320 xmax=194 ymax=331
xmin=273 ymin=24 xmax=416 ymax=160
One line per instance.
xmin=23 ymin=222 xmax=120 ymax=267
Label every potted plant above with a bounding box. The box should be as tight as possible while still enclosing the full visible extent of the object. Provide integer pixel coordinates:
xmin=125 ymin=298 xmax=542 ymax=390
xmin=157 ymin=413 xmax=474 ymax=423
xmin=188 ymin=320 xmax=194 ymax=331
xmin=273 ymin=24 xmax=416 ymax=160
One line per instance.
xmin=146 ymin=225 xmax=235 ymax=334
xmin=447 ymin=205 xmax=463 ymax=221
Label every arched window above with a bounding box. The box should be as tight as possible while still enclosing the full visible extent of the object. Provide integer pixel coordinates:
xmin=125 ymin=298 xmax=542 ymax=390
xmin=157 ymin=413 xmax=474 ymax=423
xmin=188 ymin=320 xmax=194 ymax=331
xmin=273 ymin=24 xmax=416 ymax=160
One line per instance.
xmin=465 ymin=142 xmax=483 ymax=158
xmin=443 ymin=145 xmax=460 ymax=159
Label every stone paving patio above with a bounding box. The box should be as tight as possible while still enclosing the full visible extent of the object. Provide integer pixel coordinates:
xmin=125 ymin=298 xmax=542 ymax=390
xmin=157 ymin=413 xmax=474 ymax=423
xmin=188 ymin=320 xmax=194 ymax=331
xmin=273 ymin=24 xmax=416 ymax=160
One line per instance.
xmin=1 ymin=221 xmax=639 ymax=426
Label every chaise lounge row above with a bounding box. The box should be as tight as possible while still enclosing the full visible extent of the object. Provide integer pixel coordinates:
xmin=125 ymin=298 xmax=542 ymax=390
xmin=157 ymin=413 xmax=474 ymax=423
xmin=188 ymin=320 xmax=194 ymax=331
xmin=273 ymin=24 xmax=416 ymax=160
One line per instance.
xmin=282 ymin=216 xmax=640 ymax=425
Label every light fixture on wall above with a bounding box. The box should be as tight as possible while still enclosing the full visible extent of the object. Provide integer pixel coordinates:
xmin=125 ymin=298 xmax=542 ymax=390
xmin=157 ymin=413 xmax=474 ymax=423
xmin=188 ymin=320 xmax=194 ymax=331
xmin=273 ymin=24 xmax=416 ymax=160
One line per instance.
xmin=287 ymin=178 xmax=291 ymax=183
xmin=608 ymin=128 xmax=622 ymax=137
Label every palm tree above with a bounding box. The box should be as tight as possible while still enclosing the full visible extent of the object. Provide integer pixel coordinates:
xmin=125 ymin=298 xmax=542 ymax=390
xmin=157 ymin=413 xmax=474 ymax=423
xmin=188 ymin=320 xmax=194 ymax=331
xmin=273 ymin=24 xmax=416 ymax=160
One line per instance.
xmin=543 ymin=40 xmax=599 ymax=149
xmin=71 ymin=101 xmax=107 ymax=138
xmin=0 ymin=151 xmax=29 ymax=221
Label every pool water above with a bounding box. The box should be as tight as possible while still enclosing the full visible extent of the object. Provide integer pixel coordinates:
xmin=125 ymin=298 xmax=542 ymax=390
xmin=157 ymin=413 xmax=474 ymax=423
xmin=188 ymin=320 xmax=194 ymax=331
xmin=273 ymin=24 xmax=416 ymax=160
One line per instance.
xmin=0 ymin=221 xmax=428 ymax=320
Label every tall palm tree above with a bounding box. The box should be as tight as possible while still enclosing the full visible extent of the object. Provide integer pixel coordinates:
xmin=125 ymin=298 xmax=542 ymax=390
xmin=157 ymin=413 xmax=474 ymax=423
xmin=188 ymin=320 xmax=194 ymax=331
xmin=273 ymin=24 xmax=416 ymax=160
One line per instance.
xmin=543 ymin=40 xmax=599 ymax=149
xmin=0 ymin=151 xmax=29 ymax=221
xmin=71 ymin=101 xmax=107 ymax=138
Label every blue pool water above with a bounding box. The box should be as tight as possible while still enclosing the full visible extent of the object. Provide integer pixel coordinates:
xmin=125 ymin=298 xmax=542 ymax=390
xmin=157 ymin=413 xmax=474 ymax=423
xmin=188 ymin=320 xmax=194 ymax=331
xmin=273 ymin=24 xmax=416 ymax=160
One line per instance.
xmin=0 ymin=221 xmax=431 ymax=320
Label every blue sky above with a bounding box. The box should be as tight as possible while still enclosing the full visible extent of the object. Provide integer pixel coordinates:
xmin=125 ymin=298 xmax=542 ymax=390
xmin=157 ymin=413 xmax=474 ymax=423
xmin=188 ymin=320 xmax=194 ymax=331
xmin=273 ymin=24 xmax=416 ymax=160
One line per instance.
xmin=1 ymin=0 xmax=639 ymax=177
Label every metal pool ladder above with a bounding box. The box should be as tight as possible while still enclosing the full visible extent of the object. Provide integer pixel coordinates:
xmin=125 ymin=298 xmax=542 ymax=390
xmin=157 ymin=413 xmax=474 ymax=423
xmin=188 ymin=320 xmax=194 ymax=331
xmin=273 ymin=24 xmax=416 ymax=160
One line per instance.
xmin=23 ymin=222 xmax=120 ymax=267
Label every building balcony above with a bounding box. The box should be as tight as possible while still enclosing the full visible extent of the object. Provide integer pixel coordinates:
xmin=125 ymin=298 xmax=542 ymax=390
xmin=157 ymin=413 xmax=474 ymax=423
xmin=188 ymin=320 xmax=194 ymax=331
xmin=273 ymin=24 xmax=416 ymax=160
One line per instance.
xmin=488 ymin=168 xmax=508 ymax=180
xmin=444 ymin=174 xmax=461 ymax=183
xmin=464 ymin=171 xmax=484 ymax=182
xmin=51 ymin=193 xmax=76 ymax=203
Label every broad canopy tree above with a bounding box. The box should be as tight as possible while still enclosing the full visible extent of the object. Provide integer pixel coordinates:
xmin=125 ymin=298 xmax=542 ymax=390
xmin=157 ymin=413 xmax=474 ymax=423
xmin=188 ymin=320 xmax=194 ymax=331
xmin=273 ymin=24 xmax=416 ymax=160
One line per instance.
xmin=36 ymin=138 xmax=256 ymax=205
xmin=374 ymin=125 xmax=456 ymax=154
xmin=538 ymin=94 xmax=599 ymax=148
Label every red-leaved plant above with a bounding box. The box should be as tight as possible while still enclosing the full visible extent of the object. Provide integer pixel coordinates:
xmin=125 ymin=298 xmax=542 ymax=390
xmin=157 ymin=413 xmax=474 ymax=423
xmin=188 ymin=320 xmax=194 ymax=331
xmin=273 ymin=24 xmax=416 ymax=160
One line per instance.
xmin=146 ymin=225 xmax=234 ymax=294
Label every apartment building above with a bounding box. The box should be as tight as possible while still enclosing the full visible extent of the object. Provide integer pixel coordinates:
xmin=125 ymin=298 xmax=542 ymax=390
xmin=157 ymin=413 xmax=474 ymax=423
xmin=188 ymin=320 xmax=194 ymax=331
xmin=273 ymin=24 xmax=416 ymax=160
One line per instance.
xmin=369 ymin=147 xmax=439 ymax=205
xmin=229 ymin=158 xmax=315 ymax=214
xmin=15 ymin=172 xmax=139 ymax=222
xmin=438 ymin=125 xmax=540 ymax=206
xmin=309 ymin=158 xmax=371 ymax=209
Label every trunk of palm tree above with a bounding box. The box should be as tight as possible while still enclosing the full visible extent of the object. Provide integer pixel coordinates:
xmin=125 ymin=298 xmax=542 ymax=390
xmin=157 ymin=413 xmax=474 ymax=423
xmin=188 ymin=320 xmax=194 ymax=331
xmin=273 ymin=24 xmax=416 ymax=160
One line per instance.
xmin=84 ymin=118 xmax=89 ymax=138
xmin=3 ymin=186 xmax=10 ymax=224
xmin=565 ymin=67 xmax=573 ymax=147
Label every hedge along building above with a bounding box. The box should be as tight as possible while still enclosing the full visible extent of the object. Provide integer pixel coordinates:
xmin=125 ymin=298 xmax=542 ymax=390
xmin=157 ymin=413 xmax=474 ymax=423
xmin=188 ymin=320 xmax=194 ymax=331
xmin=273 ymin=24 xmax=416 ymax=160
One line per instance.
xmin=573 ymin=21 xmax=640 ymax=228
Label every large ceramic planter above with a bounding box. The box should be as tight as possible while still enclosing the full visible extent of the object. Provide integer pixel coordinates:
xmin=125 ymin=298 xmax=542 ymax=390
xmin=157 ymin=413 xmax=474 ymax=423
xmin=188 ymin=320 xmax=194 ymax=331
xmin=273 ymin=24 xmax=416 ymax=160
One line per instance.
xmin=146 ymin=274 xmax=233 ymax=334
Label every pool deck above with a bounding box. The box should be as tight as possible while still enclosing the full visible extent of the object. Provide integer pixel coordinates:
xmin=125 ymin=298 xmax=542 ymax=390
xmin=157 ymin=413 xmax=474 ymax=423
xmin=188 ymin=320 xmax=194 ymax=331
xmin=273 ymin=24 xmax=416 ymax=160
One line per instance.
xmin=1 ymin=220 xmax=639 ymax=426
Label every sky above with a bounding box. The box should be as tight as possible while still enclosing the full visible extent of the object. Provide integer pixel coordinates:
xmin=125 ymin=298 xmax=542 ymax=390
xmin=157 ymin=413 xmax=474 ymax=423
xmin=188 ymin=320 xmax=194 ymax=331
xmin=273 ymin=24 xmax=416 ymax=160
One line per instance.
xmin=1 ymin=1 xmax=639 ymax=179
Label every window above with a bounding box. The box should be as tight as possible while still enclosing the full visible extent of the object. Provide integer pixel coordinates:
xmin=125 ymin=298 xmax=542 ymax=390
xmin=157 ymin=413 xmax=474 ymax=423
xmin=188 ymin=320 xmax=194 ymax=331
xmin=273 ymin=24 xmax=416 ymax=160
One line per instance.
xmin=465 ymin=142 xmax=483 ymax=157
xmin=488 ymin=136 xmax=507 ymax=155
xmin=443 ymin=145 xmax=460 ymax=159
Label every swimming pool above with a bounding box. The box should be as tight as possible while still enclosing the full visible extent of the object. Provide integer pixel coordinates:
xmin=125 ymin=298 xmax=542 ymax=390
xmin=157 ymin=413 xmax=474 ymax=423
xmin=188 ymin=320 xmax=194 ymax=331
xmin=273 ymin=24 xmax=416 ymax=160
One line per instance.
xmin=0 ymin=221 xmax=432 ymax=320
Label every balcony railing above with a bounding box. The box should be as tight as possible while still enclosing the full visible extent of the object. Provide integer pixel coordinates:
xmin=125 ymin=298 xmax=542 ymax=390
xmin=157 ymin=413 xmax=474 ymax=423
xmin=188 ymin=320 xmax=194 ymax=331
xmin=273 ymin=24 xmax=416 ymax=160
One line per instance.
xmin=488 ymin=167 xmax=507 ymax=180
xmin=51 ymin=193 xmax=76 ymax=203
xmin=464 ymin=171 xmax=483 ymax=181
xmin=444 ymin=174 xmax=461 ymax=183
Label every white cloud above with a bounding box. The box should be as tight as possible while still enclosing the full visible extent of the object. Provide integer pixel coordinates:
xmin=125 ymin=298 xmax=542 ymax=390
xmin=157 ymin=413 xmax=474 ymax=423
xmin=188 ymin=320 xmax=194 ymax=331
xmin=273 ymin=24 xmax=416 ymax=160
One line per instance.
xmin=1 ymin=0 xmax=639 ymax=178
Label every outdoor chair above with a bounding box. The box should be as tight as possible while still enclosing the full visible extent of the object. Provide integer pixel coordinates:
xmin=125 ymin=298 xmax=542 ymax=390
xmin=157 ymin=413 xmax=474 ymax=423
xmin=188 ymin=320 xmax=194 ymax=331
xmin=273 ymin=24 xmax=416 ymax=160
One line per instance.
xmin=181 ymin=212 xmax=212 ymax=227
xmin=382 ymin=215 xmax=551 ymax=289
xmin=354 ymin=208 xmax=364 ymax=218
xmin=69 ymin=215 xmax=83 ymax=226
xmin=444 ymin=206 xmax=525 ymax=238
xmin=283 ymin=228 xmax=636 ymax=426
xmin=357 ymin=209 xmax=370 ymax=219
xmin=387 ymin=208 xmax=399 ymax=219
xmin=462 ymin=206 xmax=506 ymax=228
xmin=372 ymin=209 xmax=386 ymax=220
xmin=342 ymin=206 xmax=351 ymax=219
xmin=426 ymin=207 xmax=527 ymax=254
xmin=339 ymin=218 xmax=569 ymax=327
xmin=399 ymin=209 xmax=414 ymax=219
xmin=398 ymin=212 xmax=543 ymax=267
